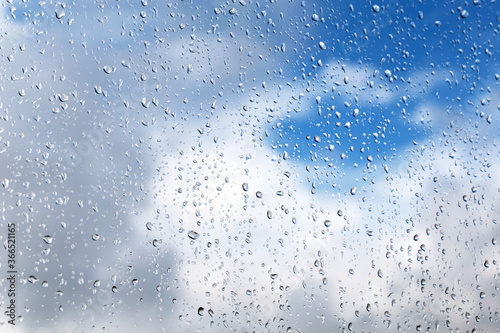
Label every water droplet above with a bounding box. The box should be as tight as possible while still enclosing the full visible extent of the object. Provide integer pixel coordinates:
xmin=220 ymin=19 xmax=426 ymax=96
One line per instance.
xmin=267 ymin=210 xmax=272 ymax=219
xmin=372 ymin=5 xmax=380 ymax=13
xmin=146 ymin=222 xmax=153 ymax=231
xmin=92 ymin=233 xmax=99 ymax=241
xmin=112 ymin=286 xmax=118 ymax=293
xmin=312 ymin=14 xmax=319 ymax=21
xmin=324 ymin=220 xmax=331 ymax=227
xmin=188 ymin=230 xmax=200 ymax=240
xmin=229 ymin=8 xmax=237 ymax=15
xmin=55 ymin=9 xmax=65 ymax=19
xmin=198 ymin=307 xmax=205 ymax=316
xmin=319 ymin=41 xmax=326 ymax=50
xmin=350 ymin=187 xmax=356 ymax=195
xmin=270 ymin=273 xmax=278 ymax=279
xmin=43 ymin=235 xmax=53 ymax=244
xmin=256 ymin=191 xmax=263 ymax=198
xmin=377 ymin=269 xmax=383 ymax=278
xmin=242 ymin=182 xmax=249 ymax=191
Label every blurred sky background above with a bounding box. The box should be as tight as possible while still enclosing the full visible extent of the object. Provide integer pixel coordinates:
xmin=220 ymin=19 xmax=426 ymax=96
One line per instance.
xmin=1 ymin=0 xmax=499 ymax=332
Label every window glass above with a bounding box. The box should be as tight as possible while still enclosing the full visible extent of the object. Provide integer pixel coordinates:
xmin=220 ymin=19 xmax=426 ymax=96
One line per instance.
xmin=1 ymin=0 xmax=498 ymax=332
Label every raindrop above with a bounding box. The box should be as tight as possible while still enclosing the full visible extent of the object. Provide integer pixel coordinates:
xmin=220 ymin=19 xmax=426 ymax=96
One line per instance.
xmin=350 ymin=187 xmax=356 ymax=195
xmin=319 ymin=42 xmax=326 ymax=50
xmin=146 ymin=222 xmax=153 ymax=231
xmin=267 ymin=210 xmax=272 ymax=219
xmin=43 ymin=235 xmax=53 ymax=244
xmin=372 ymin=5 xmax=380 ymax=13
xmin=198 ymin=307 xmax=205 ymax=316
xmin=55 ymin=9 xmax=65 ymax=19
xmin=324 ymin=220 xmax=331 ymax=227
xmin=242 ymin=182 xmax=249 ymax=191
xmin=188 ymin=230 xmax=200 ymax=240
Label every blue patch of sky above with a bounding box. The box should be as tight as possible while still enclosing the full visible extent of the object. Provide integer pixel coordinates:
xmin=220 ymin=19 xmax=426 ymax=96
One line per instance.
xmin=263 ymin=0 xmax=498 ymax=188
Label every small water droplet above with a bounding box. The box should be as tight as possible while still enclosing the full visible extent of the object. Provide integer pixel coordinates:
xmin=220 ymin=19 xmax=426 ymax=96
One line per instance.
xmin=242 ymin=182 xmax=249 ymax=191
xmin=372 ymin=5 xmax=380 ymax=13
xmin=324 ymin=220 xmax=331 ymax=227
xmin=198 ymin=307 xmax=205 ymax=316
xmin=55 ymin=9 xmax=65 ymax=19
xmin=267 ymin=210 xmax=272 ymax=219
xmin=146 ymin=222 xmax=153 ymax=231
xmin=188 ymin=230 xmax=200 ymax=240
xmin=43 ymin=235 xmax=53 ymax=244
xmin=318 ymin=41 xmax=326 ymax=50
